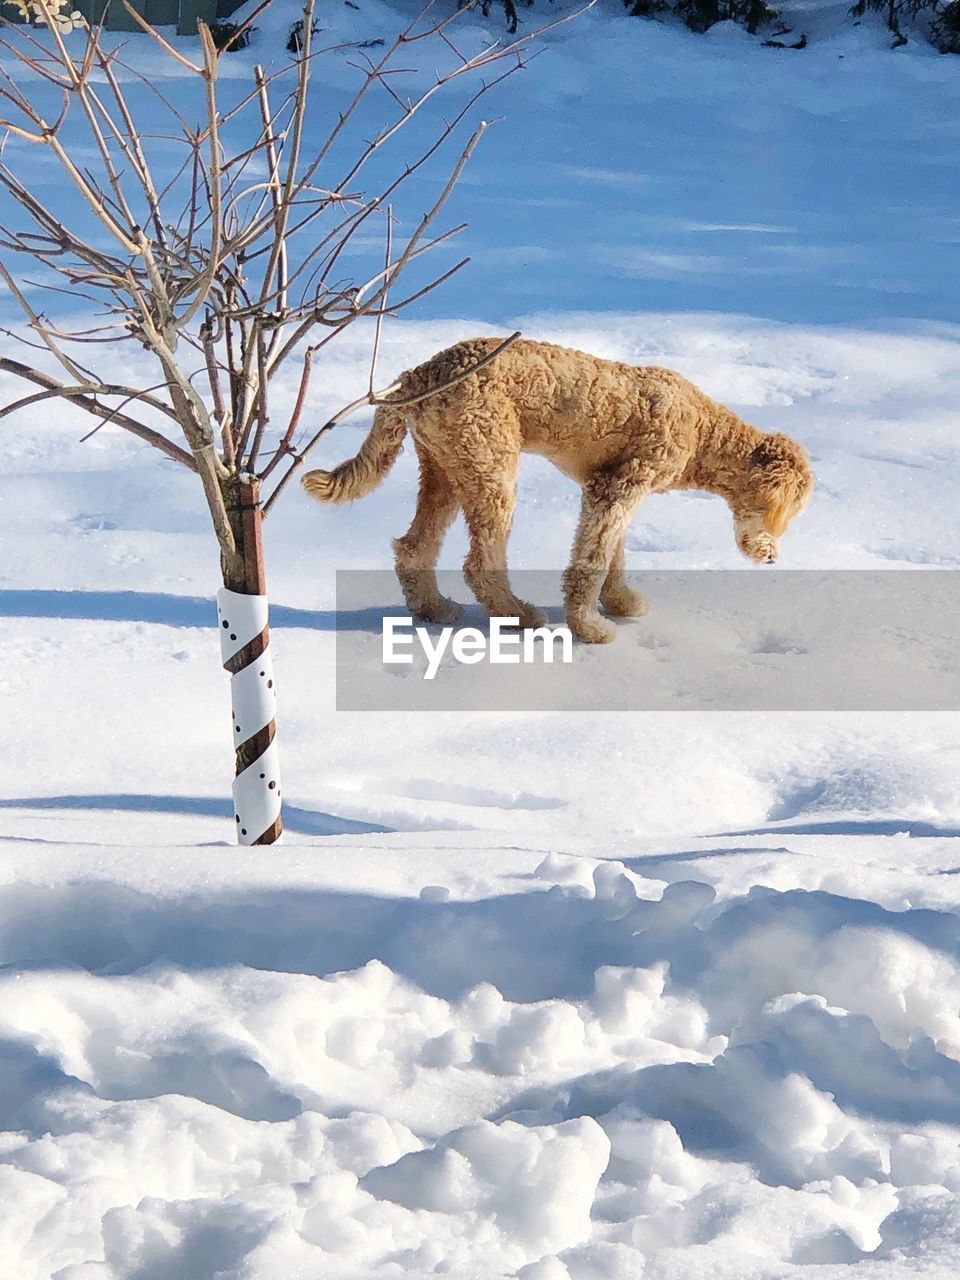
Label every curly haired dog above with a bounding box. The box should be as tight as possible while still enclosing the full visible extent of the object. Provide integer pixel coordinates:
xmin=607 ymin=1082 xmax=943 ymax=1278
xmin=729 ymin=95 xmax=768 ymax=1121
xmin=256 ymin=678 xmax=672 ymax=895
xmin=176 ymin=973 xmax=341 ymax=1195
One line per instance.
xmin=303 ymin=337 xmax=814 ymax=643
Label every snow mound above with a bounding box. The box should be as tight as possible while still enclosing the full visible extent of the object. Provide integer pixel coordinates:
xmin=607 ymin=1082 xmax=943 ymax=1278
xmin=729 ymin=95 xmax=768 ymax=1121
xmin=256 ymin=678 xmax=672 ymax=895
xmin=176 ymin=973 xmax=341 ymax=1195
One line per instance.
xmin=1 ymin=847 xmax=960 ymax=1277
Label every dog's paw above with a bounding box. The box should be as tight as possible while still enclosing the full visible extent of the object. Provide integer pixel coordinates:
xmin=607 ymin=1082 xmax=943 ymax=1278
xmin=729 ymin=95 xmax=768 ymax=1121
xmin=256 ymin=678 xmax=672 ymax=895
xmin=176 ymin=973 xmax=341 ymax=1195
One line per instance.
xmin=600 ymin=587 xmax=648 ymax=618
xmin=414 ymin=597 xmax=464 ymax=625
xmin=496 ymin=603 xmax=548 ymax=629
xmin=569 ymin=610 xmax=617 ymax=644
xmin=516 ymin=602 xmax=548 ymax=630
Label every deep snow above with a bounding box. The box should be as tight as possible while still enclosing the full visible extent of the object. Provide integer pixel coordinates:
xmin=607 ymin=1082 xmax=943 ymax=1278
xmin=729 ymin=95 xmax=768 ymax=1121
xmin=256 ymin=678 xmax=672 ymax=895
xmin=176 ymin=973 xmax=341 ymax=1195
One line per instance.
xmin=2 ymin=2 xmax=960 ymax=1277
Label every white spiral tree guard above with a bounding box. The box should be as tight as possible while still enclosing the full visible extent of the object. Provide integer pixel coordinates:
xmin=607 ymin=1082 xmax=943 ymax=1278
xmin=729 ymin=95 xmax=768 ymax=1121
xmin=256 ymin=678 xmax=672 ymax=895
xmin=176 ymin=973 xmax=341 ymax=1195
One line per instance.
xmin=217 ymin=586 xmax=281 ymax=844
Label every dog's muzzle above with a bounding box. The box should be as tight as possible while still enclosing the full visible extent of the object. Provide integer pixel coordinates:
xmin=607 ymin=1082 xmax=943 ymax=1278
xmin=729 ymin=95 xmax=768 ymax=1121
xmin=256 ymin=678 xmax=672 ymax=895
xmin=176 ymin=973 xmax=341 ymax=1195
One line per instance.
xmin=738 ymin=532 xmax=778 ymax=564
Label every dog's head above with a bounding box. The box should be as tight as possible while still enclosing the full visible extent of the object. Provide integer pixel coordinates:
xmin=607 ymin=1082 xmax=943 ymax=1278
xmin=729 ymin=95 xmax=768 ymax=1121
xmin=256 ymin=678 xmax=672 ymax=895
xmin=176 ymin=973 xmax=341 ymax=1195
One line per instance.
xmin=734 ymin=434 xmax=814 ymax=564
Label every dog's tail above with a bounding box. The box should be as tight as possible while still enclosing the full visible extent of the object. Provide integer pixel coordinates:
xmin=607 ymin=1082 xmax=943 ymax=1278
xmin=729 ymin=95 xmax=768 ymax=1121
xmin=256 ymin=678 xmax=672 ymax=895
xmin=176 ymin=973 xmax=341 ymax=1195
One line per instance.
xmin=301 ymin=404 xmax=407 ymax=504
xmin=301 ymin=336 xmax=511 ymax=504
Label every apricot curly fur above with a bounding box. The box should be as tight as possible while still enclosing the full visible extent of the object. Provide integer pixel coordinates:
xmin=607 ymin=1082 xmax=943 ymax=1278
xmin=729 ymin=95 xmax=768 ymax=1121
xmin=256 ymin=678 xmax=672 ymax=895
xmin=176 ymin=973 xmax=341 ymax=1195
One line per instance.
xmin=302 ymin=338 xmax=814 ymax=642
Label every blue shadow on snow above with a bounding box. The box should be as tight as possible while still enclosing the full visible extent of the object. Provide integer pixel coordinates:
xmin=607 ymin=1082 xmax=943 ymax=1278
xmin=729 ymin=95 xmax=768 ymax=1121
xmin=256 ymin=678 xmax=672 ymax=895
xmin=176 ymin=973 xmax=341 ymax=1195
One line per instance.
xmin=0 ymin=793 xmax=390 ymax=837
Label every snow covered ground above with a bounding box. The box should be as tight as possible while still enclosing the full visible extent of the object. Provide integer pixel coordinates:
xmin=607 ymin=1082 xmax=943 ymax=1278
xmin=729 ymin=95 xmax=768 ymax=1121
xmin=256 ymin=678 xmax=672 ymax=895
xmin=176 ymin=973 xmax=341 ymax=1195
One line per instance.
xmin=2 ymin=2 xmax=960 ymax=1276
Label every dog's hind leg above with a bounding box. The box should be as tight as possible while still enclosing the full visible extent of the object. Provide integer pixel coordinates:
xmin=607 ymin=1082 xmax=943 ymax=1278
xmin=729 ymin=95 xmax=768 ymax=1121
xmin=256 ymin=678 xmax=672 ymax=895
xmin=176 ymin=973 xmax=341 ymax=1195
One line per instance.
xmin=458 ymin=462 xmax=547 ymax=630
xmin=600 ymin=534 xmax=648 ymax=618
xmin=564 ymin=463 xmax=655 ymax=643
xmin=392 ymin=448 xmax=463 ymax=624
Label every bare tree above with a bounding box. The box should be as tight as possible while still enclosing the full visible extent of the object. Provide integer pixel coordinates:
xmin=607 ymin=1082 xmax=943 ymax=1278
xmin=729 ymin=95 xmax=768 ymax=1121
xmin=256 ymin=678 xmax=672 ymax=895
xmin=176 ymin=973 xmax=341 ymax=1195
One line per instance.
xmin=0 ymin=0 xmax=585 ymax=844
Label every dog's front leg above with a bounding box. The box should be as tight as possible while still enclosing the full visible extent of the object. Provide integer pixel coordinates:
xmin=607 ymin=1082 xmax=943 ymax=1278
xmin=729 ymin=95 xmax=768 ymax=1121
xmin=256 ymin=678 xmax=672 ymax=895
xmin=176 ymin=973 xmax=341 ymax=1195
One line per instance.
xmin=564 ymin=467 xmax=653 ymax=643
xmin=599 ymin=535 xmax=648 ymax=618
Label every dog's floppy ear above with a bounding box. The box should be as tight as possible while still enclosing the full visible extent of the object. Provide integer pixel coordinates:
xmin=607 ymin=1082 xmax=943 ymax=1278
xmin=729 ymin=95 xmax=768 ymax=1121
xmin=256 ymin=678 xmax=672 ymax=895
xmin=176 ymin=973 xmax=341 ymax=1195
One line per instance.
xmin=750 ymin=435 xmax=794 ymax=470
xmin=751 ymin=434 xmax=810 ymax=535
xmin=750 ymin=434 xmax=810 ymax=491
xmin=765 ymin=488 xmax=794 ymax=536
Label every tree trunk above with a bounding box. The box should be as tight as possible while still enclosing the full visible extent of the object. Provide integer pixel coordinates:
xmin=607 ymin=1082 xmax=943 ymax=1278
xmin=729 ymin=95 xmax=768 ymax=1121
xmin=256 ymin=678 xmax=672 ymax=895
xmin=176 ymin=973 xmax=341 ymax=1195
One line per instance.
xmin=217 ymin=474 xmax=283 ymax=844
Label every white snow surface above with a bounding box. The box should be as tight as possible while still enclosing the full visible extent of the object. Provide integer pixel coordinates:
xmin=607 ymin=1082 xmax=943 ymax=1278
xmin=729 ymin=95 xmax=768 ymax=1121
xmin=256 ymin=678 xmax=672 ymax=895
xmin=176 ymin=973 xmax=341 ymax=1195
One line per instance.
xmin=2 ymin=2 xmax=960 ymax=1277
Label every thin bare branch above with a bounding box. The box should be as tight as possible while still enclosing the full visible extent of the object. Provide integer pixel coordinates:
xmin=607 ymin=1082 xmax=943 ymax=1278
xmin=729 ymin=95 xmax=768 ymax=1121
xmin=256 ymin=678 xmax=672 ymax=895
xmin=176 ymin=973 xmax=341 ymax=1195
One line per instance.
xmin=0 ymin=259 xmax=91 ymax=383
xmin=254 ymin=63 xmax=288 ymax=368
xmin=0 ymin=356 xmax=196 ymax=469
xmin=369 ymin=207 xmax=393 ymax=398
xmin=120 ymin=0 xmax=204 ymax=73
xmin=76 ymin=381 xmax=182 ymax=444
xmin=355 ymin=118 xmax=489 ymax=317
xmin=259 ymin=341 xmax=317 ymax=484
xmin=245 ymin=330 xmax=270 ymax=472
xmin=202 ymin=318 xmax=234 ymax=468
xmin=382 ymin=255 xmax=471 ymax=312
xmin=96 ymin=55 xmax=170 ymax=253
xmin=219 ymin=0 xmax=274 ymax=53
